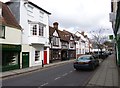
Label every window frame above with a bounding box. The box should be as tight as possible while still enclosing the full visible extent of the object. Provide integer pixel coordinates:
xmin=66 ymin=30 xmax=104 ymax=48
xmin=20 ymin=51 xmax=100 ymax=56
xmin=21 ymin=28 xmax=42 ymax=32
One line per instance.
xmin=0 ymin=25 xmax=5 ymax=39
xmin=35 ymin=51 xmax=40 ymax=61
xmin=53 ymin=36 xmax=59 ymax=46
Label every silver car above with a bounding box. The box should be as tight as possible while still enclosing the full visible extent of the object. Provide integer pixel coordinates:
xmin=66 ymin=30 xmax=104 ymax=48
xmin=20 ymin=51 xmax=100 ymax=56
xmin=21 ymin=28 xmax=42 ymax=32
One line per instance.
xmin=73 ymin=55 xmax=99 ymax=70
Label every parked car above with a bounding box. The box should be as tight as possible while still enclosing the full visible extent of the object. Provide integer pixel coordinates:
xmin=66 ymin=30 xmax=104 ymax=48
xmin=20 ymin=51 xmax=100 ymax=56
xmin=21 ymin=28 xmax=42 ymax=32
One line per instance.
xmin=73 ymin=55 xmax=99 ymax=70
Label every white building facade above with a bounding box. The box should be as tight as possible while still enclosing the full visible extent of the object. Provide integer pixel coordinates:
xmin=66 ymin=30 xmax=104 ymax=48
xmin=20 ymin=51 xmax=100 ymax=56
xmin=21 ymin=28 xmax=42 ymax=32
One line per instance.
xmin=6 ymin=0 xmax=51 ymax=68
xmin=75 ymin=31 xmax=86 ymax=55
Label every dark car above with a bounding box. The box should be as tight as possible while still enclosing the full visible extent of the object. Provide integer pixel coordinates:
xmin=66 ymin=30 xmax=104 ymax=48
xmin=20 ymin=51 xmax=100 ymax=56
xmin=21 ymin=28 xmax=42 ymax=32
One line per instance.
xmin=73 ymin=55 xmax=99 ymax=70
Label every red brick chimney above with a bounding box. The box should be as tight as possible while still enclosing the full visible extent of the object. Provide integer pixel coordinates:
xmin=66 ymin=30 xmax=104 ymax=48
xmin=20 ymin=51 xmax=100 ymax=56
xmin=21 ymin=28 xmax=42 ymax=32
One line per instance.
xmin=53 ymin=22 xmax=59 ymax=29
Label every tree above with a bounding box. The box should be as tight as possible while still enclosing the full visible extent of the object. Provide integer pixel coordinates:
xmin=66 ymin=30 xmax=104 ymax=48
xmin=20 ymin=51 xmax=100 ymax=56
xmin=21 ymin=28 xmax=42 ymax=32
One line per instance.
xmin=90 ymin=28 xmax=109 ymax=53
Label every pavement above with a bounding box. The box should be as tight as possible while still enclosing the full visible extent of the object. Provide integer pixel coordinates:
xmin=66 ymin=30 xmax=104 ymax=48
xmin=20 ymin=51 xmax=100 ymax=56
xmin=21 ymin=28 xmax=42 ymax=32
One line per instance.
xmin=0 ymin=54 xmax=119 ymax=87
xmin=87 ymin=54 xmax=119 ymax=87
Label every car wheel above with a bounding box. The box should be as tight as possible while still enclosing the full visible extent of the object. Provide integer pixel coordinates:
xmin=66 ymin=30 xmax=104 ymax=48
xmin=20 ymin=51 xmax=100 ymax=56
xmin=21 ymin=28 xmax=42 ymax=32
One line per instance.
xmin=75 ymin=68 xmax=79 ymax=71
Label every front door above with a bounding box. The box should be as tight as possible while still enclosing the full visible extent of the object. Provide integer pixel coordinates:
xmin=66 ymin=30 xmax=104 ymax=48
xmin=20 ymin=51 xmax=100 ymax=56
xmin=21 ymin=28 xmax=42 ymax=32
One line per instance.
xmin=22 ymin=52 xmax=29 ymax=68
xmin=44 ymin=51 xmax=47 ymax=64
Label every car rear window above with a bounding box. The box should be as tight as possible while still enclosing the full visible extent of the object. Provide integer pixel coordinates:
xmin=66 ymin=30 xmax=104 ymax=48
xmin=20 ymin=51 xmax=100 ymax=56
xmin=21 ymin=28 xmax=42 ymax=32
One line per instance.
xmin=77 ymin=56 xmax=90 ymax=61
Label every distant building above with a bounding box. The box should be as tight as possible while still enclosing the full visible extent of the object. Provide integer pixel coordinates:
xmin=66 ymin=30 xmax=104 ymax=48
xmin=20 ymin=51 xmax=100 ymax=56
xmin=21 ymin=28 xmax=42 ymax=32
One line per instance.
xmin=75 ymin=31 xmax=91 ymax=57
xmin=49 ymin=22 xmax=76 ymax=62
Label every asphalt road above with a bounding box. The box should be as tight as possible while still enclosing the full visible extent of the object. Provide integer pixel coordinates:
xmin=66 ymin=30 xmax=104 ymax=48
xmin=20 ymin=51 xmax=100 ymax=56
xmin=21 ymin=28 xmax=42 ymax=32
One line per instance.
xmin=2 ymin=62 xmax=97 ymax=87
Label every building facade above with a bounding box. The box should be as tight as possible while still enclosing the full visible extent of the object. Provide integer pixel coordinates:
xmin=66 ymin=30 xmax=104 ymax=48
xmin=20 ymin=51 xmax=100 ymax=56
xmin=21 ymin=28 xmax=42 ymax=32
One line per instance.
xmin=6 ymin=0 xmax=51 ymax=68
xmin=0 ymin=1 xmax=22 ymax=71
xmin=110 ymin=0 xmax=120 ymax=66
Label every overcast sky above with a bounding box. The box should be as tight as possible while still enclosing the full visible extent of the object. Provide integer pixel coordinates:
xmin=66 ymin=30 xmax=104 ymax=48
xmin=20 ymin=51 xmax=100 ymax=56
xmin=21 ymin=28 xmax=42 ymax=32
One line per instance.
xmin=2 ymin=0 xmax=113 ymax=38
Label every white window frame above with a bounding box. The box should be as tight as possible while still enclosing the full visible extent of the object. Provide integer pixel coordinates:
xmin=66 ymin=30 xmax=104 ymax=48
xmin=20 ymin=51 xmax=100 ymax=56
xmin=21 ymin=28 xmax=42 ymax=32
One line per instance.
xmin=39 ymin=11 xmax=44 ymax=21
xmin=30 ymin=24 xmax=45 ymax=37
xmin=27 ymin=4 xmax=34 ymax=17
xmin=53 ymin=37 xmax=59 ymax=46
xmin=35 ymin=51 xmax=40 ymax=61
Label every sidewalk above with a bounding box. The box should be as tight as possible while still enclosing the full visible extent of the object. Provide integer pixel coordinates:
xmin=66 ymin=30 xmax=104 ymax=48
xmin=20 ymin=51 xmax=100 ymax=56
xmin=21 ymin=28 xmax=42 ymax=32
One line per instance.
xmin=0 ymin=59 xmax=75 ymax=79
xmin=87 ymin=54 xmax=119 ymax=87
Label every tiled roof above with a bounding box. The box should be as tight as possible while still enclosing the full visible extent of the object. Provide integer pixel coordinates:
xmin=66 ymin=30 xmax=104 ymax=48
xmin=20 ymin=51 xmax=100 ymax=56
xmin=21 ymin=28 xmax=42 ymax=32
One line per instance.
xmin=49 ymin=26 xmax=55 ymax=36
xmin=49 ymin=26 xmax=69 ymax=42
xmin=1 ymin=1 xmax=21 ymax=29
xmin=57 ymin=29 xmax=69 ymax=42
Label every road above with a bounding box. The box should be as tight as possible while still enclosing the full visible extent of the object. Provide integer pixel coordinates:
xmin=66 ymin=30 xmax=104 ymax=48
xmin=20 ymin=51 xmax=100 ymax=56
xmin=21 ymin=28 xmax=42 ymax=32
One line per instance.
xmin=2 ymin=61 xmax=97 ymax=87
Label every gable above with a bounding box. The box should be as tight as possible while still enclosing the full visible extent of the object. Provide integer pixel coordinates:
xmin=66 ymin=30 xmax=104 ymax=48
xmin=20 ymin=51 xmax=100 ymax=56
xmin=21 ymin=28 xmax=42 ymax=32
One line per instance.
xmin=53 ymin=30 xmax=59 ymax=37
xmin=70 ymin=36 xmax=73 ymax=40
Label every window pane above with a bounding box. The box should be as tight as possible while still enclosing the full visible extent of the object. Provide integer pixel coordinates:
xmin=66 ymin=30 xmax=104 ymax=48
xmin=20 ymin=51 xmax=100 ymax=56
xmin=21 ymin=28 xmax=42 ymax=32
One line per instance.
xmin=32 ymin=25 xmax=37 ymax=35
xmin=39 ymin=25 xmax=44 ymax=36
xmin=35 ymin=51 xmax=40 ymax=61
xmin=0 ymin=25 xmax=5 ymax=38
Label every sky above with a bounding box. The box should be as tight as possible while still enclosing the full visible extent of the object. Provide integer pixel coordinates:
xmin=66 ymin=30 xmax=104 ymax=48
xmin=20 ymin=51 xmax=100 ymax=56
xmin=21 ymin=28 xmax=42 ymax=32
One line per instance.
xmin=2 ymin=0 xmax=113 ymax=38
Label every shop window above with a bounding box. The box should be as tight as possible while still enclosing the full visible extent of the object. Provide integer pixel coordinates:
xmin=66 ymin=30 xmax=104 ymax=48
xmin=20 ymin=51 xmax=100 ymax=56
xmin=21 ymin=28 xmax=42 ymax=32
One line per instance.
xmin=0 ymin=25 xmax=5 ymax=38
xmin=2 ymin=52 xmax=18 ymax=66
xmin=35 ymin=51 xmax=40 ymax=61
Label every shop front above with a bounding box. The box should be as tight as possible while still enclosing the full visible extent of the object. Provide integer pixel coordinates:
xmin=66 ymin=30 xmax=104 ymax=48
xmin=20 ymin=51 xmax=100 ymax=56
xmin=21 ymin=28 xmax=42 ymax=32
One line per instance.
xmin=68 ymin=50 xmax=76 ymax=60
xmin=1 ymin=44 xmax=21 ymax=72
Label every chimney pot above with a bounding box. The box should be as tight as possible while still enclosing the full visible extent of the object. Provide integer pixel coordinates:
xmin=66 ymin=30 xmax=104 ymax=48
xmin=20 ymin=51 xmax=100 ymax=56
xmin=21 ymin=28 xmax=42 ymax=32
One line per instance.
xmin=53 ymin=22 xmax=58 ymax=29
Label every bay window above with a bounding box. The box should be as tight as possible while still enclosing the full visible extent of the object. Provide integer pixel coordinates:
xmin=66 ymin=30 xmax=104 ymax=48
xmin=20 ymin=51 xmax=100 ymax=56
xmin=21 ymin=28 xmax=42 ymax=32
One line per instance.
xmin=30 ymin=24 xmax=44 ymax=36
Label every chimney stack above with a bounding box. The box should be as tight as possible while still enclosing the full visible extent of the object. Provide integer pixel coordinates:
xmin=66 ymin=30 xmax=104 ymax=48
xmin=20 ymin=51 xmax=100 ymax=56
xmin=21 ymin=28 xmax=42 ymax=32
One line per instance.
xmin=53 ymin=22 xmax=58 ymax=29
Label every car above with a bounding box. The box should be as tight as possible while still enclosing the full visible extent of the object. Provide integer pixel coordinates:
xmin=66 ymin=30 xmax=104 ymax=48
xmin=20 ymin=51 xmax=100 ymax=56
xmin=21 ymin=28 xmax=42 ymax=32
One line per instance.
xmin=73 ymin=55 xmax=99 ymax=70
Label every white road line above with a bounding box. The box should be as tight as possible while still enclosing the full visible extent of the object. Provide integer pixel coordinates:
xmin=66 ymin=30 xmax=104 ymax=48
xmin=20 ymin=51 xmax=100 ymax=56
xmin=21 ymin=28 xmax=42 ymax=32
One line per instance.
xmin=69 ymin=71 xmax=73 ymax=73
xmin=41 ymin=82 xmax=48 ymax=86
xmin=54 ymin=77 xmax=61 ymax=80
xmin=62 ymin=73 xmax=68 ymax=76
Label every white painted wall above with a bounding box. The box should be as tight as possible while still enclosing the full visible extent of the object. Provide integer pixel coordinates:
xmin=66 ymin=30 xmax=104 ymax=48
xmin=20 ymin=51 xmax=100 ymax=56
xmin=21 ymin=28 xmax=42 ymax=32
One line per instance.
xmin=19 ymin=0 xmax=50 ymax=67
xmin=0 ymin=26 xmax=21 ymax=44
xmin=75 ymin=32 xmax=86 ymax=54
xmin=30 ymin=45 xmax=44 ymax=67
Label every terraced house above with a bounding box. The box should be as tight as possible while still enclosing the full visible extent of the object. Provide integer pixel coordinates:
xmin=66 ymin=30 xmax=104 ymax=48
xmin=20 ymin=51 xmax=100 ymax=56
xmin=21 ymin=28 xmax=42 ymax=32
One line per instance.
xmin=75 ymin=31 xmax=91 ymax=57
xmin=0 ymin=1 xmax=22 ymax=71
xmin=6 ymin=0 xmax=51 ymax=68
xmin=49 ymin=22 xmax=76 ymax=62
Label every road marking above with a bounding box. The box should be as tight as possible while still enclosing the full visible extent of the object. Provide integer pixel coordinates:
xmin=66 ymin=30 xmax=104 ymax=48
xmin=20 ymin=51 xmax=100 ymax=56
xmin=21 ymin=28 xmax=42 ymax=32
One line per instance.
xmin=54 ymin=77 xmax=61 ymax=80
xmin=69 ymin=71 xmax=73 ymax=73
xmin=62 ymin=73 xmax=68 ymax=76
xmin=41 ymin=82 xmax=48 ymax=86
